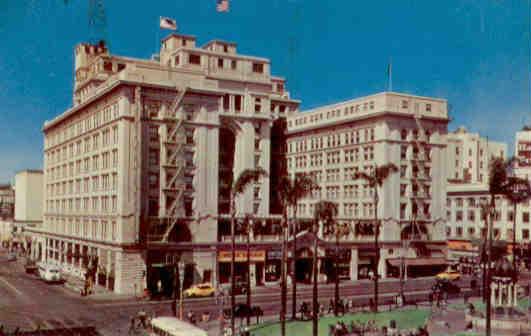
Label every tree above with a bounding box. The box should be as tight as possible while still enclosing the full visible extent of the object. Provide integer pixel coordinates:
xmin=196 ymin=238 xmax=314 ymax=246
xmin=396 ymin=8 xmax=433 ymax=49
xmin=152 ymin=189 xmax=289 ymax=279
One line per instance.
xmin=322 ymin=212 xmax=345 ymax=316
xmin=353 ymin=163 xmax=398 ymax=312
xmin=278 ymin=173 xmax=317 ymax=321
xmin=313 ymin=200 xmax=338 ymax=336
xmin=484 ymin=156 xmax=516 ymax=336
xmin=229 ymin=168 xmax=267 ymax=336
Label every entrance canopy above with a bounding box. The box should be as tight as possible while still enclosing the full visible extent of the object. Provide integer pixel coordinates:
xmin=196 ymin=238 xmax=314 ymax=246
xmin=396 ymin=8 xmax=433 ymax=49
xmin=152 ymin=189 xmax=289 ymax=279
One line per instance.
xmin=287 ymin=230 xmax=327 ymax=249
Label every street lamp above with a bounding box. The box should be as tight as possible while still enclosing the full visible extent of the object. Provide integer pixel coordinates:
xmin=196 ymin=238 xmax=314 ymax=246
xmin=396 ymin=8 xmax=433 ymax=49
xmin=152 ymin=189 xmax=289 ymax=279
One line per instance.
xmin=178 ymin=260 xmax=185 ymax=320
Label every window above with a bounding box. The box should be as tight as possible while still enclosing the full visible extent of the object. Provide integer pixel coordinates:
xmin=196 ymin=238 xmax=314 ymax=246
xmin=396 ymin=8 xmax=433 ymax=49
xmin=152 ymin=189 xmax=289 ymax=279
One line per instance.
xmin=231 ymin=60 xmax=237 ymax=70
xmin=189 ymin=54 xmax=201 ymax=65
xmin=234 ymin=95 xmax=242 ymax=112
xmin=252 ymin=63 xmax=264 ymax=73
xmin=401 ymin=100 xmax=408 ymax=109
xmin=254 ymin=97 xmax=262 ymax=113
xmin=456 ymin=210 xmax=463 ymax=221
xmin=468 ymin=210 xmax=475 ymax=221
xmin=426 ymin=103 xmax=431 ymax=112
xmin=218 ymin=58 xmax=223 ymax=68
xmin=456 ymin=227 xmax=463 ymax=237
xmin=523 ymin=229 xmax=530 ymax=240
xmin=524 ymin=212 xmax=530 ymax=223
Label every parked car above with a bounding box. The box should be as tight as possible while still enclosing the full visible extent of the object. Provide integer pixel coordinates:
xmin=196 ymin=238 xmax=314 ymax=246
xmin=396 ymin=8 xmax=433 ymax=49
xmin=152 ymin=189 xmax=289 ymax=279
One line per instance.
xmin=183 ymin=283 xmax=215 ymax=298
xmin=436 ymin=269 xmax=461 ymax=281
xmin=24 ymin=259 xmax=38 ymax=274
xmin=7 ymin=252 xmax=16 ymax=262
xmin=38 ymin=263 xmax=62 ymax=283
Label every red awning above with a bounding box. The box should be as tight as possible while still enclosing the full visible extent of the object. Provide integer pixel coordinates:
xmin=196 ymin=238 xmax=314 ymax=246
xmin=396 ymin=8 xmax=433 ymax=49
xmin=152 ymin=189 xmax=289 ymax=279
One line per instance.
xmin=387 ymin=257 xmax=447 ymax=267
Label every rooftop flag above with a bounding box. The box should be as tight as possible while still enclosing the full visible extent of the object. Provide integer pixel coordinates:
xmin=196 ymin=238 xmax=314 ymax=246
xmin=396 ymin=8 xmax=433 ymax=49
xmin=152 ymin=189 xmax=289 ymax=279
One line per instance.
xmin=160 ymin=17 xmax=177 ymax=30
xmin=216 ymin=0 xmax=229 ymax=12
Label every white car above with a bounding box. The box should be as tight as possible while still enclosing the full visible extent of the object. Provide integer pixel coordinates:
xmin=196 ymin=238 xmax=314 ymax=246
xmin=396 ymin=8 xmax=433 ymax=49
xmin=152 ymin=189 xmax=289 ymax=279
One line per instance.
xmin=38 ymin=263 xmax=62 ymax=283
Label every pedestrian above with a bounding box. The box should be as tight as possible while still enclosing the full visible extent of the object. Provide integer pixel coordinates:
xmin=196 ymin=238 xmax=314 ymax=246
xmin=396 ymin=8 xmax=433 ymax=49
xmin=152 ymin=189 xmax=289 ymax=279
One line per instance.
xmin=138 ymin=309 xmax=148 ymax=329
xmin=128 ymin=317 xmax=136 ymax=335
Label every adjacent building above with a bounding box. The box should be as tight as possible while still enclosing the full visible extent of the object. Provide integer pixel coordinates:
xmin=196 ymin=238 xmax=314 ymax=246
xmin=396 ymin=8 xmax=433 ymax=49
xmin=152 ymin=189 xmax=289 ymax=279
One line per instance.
xmin=0 ymin=184 xmax=14 ymax=220
xmin=445 ymin=126 xmax=506 ymax=184
xmin=28 ymin=34 xmax=299 ymax=294
xmin=286 ymin=92 xmax=450 ymax=279
xmin=14 ymin=170 xmax=44 ymax=252
xmin=514 ymin=127 xmax=531 ymax=180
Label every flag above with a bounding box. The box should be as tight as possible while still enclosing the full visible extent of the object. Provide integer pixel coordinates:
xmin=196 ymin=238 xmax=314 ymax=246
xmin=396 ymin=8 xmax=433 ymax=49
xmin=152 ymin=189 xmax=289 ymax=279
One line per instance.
xmin=216 ymin=0 xmax=229 ymax=12
xmin=160 ymin=17 xmax=177 ymax=30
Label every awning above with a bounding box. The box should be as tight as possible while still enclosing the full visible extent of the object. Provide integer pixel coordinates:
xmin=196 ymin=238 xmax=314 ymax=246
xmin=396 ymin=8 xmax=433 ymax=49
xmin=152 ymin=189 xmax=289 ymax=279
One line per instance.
xmin=387 ymin=257 xmax=447 ymax=267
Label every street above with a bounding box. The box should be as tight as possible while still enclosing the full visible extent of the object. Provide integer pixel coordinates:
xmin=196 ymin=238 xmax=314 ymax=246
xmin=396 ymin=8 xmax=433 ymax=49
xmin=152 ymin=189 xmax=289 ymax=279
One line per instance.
xmin=1 ymin=247 xmax=530 ymax=335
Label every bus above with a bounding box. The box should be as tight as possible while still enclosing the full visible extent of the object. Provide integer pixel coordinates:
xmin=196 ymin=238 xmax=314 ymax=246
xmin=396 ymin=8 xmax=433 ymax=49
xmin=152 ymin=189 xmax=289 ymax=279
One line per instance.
xmin=150 ymin=317 xmax=208 ymax=336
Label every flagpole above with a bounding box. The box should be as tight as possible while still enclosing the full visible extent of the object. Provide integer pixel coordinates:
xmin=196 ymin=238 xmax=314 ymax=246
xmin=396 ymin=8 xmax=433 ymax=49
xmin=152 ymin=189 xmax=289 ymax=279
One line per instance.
xmin=156 ymin=16 xmax=161 ymax=57
xmin=388 ymin=57 xmax=392 ymax=92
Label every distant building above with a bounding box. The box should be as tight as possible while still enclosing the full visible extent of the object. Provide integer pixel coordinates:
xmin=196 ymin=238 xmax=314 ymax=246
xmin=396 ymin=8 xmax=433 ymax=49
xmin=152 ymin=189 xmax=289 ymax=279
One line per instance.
xmin=445 ymin=126 xmax=506 ymax=184
xmin=28 ymin=35 xmax=299 ymax=294
xmin=445 ymin=183 xmax=531 ymax=262
xmin=286 ymin=92 xmax=449 ymax=279
xmin=15 ymin=170 xmax=44 ymax=252
xmin=0 ymin=184 xmax=14 ymax=220
xmin=514 ymin=127 xmax=531 ymax=180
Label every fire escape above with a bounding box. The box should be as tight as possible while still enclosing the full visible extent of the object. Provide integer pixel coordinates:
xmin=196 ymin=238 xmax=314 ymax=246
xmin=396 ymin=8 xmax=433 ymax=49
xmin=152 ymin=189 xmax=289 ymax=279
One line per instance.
xmin=150 ymin=86 xmax=188 ymax=242
xmin=410 ymin=105 xmax=429 ymax=239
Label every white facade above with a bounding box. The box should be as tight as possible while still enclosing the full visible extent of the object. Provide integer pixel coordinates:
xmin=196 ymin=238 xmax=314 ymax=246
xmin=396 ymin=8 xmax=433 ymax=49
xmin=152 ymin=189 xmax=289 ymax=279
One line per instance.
xmin=445 ymin=126 xmax=506 ymax=184
xmin=446 ymin=183 xmax=531 ymax=243
xmin=286 ymin=92 xmax=449 ymax=279
xmin=15 ymin=170 xmax=44 ymax=223
xmin=28 ymin=34 xmax=299 ymax=294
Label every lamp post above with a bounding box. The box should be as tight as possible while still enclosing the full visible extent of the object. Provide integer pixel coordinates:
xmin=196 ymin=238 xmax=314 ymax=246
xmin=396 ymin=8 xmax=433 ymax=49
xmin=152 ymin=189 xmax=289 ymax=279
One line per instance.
xmin=178 ymin=260 xmax=185 ymax=320
xmin=246 ymin=217 xmax=253 ymax=326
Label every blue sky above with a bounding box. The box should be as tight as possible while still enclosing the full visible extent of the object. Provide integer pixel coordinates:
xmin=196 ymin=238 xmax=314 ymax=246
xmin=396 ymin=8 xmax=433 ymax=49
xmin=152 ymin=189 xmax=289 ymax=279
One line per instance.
xmin=0 ymin=0 xmax=529 ymax=183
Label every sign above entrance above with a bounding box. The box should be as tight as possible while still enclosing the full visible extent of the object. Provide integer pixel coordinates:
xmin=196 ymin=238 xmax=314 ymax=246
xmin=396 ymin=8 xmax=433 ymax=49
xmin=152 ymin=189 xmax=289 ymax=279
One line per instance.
xmin=218 ymin=250 xmax=265 ymax=262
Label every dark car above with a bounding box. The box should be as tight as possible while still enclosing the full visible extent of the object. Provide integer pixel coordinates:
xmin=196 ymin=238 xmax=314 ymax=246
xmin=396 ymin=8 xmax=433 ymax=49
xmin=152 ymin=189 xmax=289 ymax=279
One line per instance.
xmin=229 ymin=281 xmax=248 ymax=295
xmin=433 ymin=279 xmax=461 ymax=295
xmin=223 ymin=303 xmax=263 ymax=323
xmin=24 ymin=259 xmax=38 ymax=274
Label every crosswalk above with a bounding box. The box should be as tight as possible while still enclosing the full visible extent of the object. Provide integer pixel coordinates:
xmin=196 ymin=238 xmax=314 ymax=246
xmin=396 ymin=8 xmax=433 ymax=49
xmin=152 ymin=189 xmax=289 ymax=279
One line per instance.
xmin=0 ymin=309 xmax=99 ymax=333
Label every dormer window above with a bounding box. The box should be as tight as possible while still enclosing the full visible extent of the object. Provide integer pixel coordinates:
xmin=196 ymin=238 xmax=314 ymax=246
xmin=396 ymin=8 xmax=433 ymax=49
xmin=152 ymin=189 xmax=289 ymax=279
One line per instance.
xmin=426 ymin=103 xmax=432 ymax=112
xmin=189 ymin=54 xmax=201 ymax=65
xmin=252 ymin=63 xmax=264 ymax=73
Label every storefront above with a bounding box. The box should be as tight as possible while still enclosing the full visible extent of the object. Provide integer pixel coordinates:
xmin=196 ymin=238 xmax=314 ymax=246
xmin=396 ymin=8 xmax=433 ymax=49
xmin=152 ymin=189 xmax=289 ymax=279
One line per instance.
xmin=218 ymin=249 xmax=266 ymax=286
xmin=323 ymin=248 xmax=351 ymax=282
xmin=265 ymin=249 xmax=281 ymax=283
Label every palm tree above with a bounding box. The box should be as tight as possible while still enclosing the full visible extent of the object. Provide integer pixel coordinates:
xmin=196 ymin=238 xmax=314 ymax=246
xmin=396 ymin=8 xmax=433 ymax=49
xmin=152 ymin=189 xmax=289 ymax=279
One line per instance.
xmin=484 ymin=156 xmax=516 ymax=336
xmin=229 ymin=168 xmax=267 ymax=335
xmin=313 ymin=200 xmax=338 ymax=336
xmin=353 ymin=163 xmax=398 ymax=312
xmin=278 ymin=173 xmax=317 ymax=321
xmin=322 ymin=213 xmax=344 ymax=316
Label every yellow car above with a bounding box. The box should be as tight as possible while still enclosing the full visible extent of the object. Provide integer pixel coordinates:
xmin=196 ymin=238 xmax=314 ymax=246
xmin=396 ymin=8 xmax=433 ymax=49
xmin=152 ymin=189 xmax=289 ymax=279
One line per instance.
xmin=183 ymin=283 xmax=215 ymax=298
xmin=436 ymin=270 xmax=461 ymax=281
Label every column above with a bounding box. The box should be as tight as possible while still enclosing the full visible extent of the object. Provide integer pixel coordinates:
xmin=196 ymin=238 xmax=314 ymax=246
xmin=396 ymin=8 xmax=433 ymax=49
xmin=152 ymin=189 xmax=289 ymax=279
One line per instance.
xmin=250 ymin=263 xmax=256 ymax=288
xmin=350 ymin=248 xmax=358 ymax=281
xmin=491 ymin=283 xmax=497 ymax=307
xmin=106 ymin=249 xmax=111 ymax=289
xmin=96 ymin=248 xmax=101 ymax=288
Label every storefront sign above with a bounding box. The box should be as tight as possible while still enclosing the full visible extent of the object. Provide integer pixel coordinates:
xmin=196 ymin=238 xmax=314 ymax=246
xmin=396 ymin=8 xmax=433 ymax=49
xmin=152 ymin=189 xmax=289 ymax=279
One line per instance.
xmin=218 ymin=250 xmax=265 ymax=262
xmin=267 ymin=250 xmax=282 ymax=260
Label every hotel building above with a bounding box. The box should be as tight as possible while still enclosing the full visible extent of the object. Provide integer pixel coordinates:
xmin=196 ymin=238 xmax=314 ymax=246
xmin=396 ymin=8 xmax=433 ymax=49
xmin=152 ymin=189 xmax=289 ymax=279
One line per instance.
xmin=285 ymin=92 xmax=449 ymax=279
xmin=28 ymin=34 xmax=299 ymax=294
